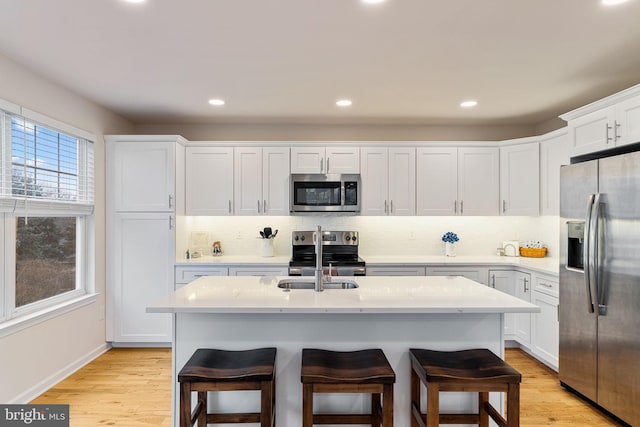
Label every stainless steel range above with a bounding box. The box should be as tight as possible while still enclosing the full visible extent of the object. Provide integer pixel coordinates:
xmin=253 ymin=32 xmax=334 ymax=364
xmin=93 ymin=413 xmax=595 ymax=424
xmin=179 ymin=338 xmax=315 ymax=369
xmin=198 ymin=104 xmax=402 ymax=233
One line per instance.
xmin=288 ymin=230 xmax=366 ymax=276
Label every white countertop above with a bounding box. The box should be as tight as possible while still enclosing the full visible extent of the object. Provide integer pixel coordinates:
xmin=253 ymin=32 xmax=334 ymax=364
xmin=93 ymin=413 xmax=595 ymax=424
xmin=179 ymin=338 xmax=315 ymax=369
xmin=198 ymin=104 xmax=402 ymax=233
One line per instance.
xmin=175 ymin=255 xmax=559 ymax=275
xmin=148 ymin=275 xmax=540 ymax=315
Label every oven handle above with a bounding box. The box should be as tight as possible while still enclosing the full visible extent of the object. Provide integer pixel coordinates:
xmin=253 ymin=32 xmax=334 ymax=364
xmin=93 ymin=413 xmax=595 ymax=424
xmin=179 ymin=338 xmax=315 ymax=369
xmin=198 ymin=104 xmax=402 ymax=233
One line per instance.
xmin=288 ymin=267 xmax=303 ymax=276
xmin=353 ymin=267 xmax=366 ymax=276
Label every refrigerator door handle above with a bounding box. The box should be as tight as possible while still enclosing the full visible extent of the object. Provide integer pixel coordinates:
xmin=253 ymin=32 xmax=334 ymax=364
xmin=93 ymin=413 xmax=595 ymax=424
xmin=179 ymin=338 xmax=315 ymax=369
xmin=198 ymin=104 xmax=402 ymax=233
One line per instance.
xmin=584 ymin=194 xmax=596 ymax=314
xmin=591 ymin=193 xmax=607 ymax=315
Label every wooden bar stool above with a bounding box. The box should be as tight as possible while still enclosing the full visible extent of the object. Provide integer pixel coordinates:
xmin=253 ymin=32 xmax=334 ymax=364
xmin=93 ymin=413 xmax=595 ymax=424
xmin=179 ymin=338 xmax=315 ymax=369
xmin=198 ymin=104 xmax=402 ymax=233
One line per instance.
xmin=301 ymin=348 xmax=395 ymax=427
xmin=178 ymin=347 xmax=276 ymax=427
xmin=409 ymin=348 xmax=521 ymax=427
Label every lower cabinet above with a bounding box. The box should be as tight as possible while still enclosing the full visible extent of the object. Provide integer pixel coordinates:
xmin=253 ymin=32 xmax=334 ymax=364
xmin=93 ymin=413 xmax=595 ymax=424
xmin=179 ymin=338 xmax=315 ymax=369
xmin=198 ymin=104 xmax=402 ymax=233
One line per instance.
xmin=366 ymin=266 xmax=426 ymax=276
xmin=531 ymin=274 xmax=559 ymax=370
xmin=175 ymin=266 xmax=228 ymax=288
xmin=513 ymin=271 xmax=532 ymax=346
xmin=107 ymin=213 xmax=174 ymax=343
xmin=427 ymin=266 xmax=488 ymax=285
xmin=489 ymin=270 xmax=516 ymax=338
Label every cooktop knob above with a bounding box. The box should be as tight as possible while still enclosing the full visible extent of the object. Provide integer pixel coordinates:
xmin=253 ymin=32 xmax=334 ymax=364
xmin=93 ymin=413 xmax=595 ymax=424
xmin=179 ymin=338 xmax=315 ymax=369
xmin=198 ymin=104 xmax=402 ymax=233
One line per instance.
xmin=300 ymin=235 xmax=305 ymax=241
xmin=352 ymin=236 xmax=357 ymax=242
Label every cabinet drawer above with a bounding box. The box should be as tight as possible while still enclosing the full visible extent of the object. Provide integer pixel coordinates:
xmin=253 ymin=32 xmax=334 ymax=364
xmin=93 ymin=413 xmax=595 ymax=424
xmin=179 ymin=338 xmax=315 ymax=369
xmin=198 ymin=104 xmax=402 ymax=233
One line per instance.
xmin=175 ymin=266 xmax=228 ymax=284
xmin=533 ymin=274 xmax=559 ymax=298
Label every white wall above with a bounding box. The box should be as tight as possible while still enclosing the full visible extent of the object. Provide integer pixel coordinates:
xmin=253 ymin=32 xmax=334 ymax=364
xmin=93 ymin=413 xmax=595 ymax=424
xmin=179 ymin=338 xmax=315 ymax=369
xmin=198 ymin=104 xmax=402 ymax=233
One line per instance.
xmin=178 ymin=215 xmax=560 ymax=260
xmin=0 ymin=53 xmax=134 ymax=403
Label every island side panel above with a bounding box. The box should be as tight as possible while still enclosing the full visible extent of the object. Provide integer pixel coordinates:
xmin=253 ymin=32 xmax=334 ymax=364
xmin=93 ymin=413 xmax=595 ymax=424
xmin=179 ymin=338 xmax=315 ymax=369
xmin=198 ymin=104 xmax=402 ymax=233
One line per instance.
xmin=173 ymin=312 xmax=504 ymax=427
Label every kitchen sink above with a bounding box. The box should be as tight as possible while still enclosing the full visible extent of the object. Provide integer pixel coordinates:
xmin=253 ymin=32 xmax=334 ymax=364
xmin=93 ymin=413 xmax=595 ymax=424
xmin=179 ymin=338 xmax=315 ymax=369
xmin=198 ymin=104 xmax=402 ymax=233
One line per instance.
xmin=277 ymin=279 xmax=359 ymax=290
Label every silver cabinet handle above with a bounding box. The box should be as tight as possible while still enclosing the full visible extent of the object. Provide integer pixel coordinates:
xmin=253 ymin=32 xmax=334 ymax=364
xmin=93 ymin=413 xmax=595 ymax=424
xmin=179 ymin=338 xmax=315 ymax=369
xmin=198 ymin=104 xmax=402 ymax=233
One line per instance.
xmin=390 ymin=200 xmax=394 ymax=213
xmin=460 ymin=200 xmax=464 ymax=215
xmin=491 ymin=274 xmax=495 ymax=288
xmin=228 ymin=200 xmax=232 ymax=214
xmin=503 ymin=200 xmax=507 ymax=213
xmin=540 ymin=282 xmax=553 ymax=288
xmin=257 ymin=200 xmax=261 ymax=213
xmin=169 ymin=215 xmax=173 ymax=230
xmin=168 ymin=194 xmax=173 ymax=209
xmin=320 ymin=158 xmax=324 ymax=172
xmin=615 ymin=120 xmax=621 ymax=141
xmin=454 ymin=200 xmax=457 ymax=214
xmin=606 ymin=123 xmax=613 ymax=143
xmin=327 ymin=157 xmax=330 ymax=172
xmin=263 ymin=200 xmax=267 ymax=213
xmin=524 ymin=278 xmax=529 ymax=293
xmin=384 ymin=200 xmax=388 ymax=214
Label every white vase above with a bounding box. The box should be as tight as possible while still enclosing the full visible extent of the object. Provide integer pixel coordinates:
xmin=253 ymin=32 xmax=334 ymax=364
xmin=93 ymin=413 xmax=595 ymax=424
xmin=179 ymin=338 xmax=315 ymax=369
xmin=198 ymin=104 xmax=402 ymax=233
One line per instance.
xmin=260 ymin=239 xmax=274 ymax=257
xmin=445 ymin=242 xmax=456 ymax=257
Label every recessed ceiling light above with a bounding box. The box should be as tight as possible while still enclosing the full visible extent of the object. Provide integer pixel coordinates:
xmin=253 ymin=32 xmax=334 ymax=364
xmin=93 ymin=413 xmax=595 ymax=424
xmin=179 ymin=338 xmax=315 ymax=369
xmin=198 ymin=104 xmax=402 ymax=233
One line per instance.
xmin=362 ymin=0 xmax=386 ymax=4
xmin=208 ymin=99 xmax=225 ymax=106
xmin=601 ymin=0 xmax=629 ymax=5
xmin=336 ymin=99 xmax=353 ymax=107
xmin=460 ymin=100 xmax=478 ymax=108
xmin=123 ymin=0 xmax=146 ymax=3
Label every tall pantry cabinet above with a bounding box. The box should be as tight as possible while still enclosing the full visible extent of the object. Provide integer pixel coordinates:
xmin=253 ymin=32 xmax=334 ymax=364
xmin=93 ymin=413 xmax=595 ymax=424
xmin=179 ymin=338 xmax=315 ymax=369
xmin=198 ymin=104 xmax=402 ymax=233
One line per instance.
xmin=105 ymin=135 xmax=186 ymax=344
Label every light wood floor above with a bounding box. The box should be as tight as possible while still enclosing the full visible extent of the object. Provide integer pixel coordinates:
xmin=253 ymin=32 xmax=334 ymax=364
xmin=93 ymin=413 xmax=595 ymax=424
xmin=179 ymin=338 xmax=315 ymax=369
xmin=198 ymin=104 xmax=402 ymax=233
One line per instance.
xmin=31 ymin=348 xmax=623 ymax=426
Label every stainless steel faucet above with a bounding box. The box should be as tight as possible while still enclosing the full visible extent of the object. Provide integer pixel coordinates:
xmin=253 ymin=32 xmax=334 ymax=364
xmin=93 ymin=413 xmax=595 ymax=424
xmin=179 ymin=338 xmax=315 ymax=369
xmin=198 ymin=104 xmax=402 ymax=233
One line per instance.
xmin=314 ymin=225 xmax=324 ymax=292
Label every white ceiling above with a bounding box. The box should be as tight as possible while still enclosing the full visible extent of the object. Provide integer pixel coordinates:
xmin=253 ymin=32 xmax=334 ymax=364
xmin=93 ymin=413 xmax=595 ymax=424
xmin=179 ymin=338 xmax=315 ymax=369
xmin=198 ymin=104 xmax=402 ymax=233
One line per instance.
xmin=0 ymin=0 xmax=639 ymax=126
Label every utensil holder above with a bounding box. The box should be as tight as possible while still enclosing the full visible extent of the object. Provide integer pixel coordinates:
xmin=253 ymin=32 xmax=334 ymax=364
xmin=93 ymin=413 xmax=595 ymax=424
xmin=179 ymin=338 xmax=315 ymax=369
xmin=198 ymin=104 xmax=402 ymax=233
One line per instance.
xmin=260 ymin=239 xmax=274 ymax=257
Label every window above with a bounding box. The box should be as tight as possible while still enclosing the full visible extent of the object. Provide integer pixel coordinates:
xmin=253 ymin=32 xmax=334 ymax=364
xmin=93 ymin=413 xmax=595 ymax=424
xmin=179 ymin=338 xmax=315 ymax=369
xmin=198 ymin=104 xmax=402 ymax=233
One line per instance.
xmin=0 ymin=106 xmax=94 ymax=324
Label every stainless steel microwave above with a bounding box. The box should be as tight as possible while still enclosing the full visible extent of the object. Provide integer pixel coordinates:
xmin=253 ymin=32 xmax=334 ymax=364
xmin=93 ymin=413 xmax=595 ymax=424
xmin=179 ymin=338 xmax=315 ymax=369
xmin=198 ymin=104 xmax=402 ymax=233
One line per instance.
xmin=290 ymin=174 xmax=361 ymax=213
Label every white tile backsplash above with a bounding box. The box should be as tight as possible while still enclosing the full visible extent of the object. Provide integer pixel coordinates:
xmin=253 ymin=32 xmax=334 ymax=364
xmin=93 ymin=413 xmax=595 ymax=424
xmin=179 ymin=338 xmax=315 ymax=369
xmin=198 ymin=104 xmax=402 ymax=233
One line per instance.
xmin=177 ymin=215 xmax=560 ymax=260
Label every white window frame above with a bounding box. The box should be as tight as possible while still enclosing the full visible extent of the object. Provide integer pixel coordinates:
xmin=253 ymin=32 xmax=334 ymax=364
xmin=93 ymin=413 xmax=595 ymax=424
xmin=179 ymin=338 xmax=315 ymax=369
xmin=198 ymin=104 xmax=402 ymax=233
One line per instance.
xmin=0 ymin=101 xmax=96 ymax=331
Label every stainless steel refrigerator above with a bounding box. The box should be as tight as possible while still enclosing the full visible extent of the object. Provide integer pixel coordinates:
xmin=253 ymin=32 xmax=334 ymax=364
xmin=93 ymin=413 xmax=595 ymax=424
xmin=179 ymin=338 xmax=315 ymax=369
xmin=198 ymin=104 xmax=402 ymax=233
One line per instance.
xmin=560 ymin=150 xmax=640 ymax=426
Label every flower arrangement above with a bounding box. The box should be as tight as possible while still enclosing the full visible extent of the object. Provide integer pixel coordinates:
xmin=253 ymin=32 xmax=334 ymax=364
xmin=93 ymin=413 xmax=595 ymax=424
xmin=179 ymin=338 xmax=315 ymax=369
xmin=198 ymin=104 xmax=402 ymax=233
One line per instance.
xmin=441 ymin=232 xmax=459 ymax=244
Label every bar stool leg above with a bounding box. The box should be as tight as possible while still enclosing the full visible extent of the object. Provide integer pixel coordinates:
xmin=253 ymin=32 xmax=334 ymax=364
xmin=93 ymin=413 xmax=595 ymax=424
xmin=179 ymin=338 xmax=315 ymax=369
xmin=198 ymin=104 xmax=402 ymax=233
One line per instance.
xmin=371 ymin=392 xmax=381 ymax=426
xmin=383 ymin=383 xmax=394 ymax=427
xmin=426 ymin=382 xmax=439 ymax=427
xmin=478 ymin=391 xmax=489 ymax=427
xmin=179 ymin=382 xmax=191 ymax=427
xmin=410 ymin=367 xmax=420 ymax=427
xmin=261 ymin=380 xmax=272 ymax=427
xmin=507 ymin=383 xmax=520 ymax=427
xmin=303 ymin=383 xmax=314 ymax=427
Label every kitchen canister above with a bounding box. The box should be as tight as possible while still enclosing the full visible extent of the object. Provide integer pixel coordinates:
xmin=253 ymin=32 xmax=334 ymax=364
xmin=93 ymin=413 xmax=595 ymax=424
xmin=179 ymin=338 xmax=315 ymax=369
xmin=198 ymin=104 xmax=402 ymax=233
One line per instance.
xmin=260 ymin=238 xmax=274 ymax=257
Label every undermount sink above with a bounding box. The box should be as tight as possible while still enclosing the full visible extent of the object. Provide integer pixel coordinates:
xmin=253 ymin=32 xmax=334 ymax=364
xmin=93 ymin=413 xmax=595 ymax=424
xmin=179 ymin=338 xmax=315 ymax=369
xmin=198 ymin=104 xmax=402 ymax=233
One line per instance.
xmin=277 ymin=279 xmax=359 ymax=290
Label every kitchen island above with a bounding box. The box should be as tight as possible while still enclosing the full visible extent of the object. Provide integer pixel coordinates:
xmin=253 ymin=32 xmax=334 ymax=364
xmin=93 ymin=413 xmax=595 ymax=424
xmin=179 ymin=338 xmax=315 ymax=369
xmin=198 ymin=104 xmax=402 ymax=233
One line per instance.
xmin=148 ymin=275 xmax=538 ymax=427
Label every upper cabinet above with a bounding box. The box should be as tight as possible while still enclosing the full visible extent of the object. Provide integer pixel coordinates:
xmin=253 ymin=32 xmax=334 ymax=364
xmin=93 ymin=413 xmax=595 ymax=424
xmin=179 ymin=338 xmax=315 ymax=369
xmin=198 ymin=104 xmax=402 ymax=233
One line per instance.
xmin=417 ymin=147 xmax=499 ymax=216
xmin=562 ymin=84 xmax=640 ymax=158
xmin=186 ymin=146 xmax=234 ymax=215
xmin=539 ymin=129 xmax=569 ymax=216
xmin=107 ymin=136 xmax=185 ymax=213
xmin=291 ymin=146 xmax=360 ymax=174
xmin=361 ymin=147 xmax=416 ymax=216
xmin=234 ymin=147 xmax=290 ymax=216
xmin=500 ymin=141 xmax=540 ymax=216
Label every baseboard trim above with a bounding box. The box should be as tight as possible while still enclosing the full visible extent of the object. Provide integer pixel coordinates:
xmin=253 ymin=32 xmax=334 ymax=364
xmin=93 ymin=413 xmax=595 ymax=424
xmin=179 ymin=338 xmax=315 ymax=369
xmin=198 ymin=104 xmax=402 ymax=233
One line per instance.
xmin=11 ymin=343 xmax=111 ymax=404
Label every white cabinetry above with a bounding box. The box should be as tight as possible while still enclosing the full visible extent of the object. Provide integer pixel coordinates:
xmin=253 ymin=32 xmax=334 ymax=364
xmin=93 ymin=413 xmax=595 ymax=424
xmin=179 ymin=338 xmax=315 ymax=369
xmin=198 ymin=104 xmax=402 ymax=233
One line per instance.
xmin=514 ymin=271 xmax=532 ymax=346
xmin=228 ymin=266 xmax=289 ymax=276
xmin=361 ymin=147 xmax=416 ymax=216
xmin=234 ymin=147 xmax=290 ymax=216
xmin=291 ymin=146 xmax=359 ymax=174
xmin=366 ymin=266 xmax=426 ymax=276
xmin=106 ymin=135 xmax=185 ymax=344
xmin=540 ymin=129 xmax=569 ymax=215
xmin=562 ymin=85 xmax=640 ymax=157
xmin=175 ymin=266 xmax=228 ymax=288
xmin=427 ymin=266 xmax=488 ymax=285
xmin=489 ymin=270 xmax=516 ymax=338
xmin=500 ymin=141 xmax=539 ymax=216
xmin=531 ymin=273 xmax=559 ymax=370
xmin=417 ymin=147 xmax=499 ymax=215
xmin=186 ymin=146 xmax=234 ymax=215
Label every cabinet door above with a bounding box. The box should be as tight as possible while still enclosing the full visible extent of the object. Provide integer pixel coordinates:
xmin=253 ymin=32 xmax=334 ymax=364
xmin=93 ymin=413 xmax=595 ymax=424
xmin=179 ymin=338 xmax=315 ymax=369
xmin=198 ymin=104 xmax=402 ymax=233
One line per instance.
xmin=262 ymin=147 xmax=290 ymax=215
xmin=234 ymin=147 xmax=262 ymax=215
xmin=615 ymin=95 xmax=640 ymax=148
xmin=110 ymin=141 xmax=174 ymax=212
xmin=489 ymin=270 xmax=516 ymax=338
xmin=175 ymin=266 xmax=228 ymax=286
xmin=531 ymin=290 xmax=559 ymax=371
xmin=325 ymin=146 xmax=360 ymax=173
xmin=291 ymin=146 xmax=325 ymax=173
xmin=540 ymin=132 xmax=569 ymax=215
xmin=514 ymin=271 xmax=532 ymax=346
xmin=366 ymin=266 xmax=426 ymax=276
xmin=416 ymin=147 xmax=458 ymax=215
xmin=568 ymin=106 xmax=615 ymax=157
xmin=458 ymin=148 xmax=499 ymax=215
xmin=360 ymin=147 xmax=389 ymax=216
xmin=427 ymin=267 xmax=488 ymax=285
xmin=186 ymin=147 xmax=233 ymax=215
xmin=388 ymin=148 xmax=416 ymax=216
xmin=500 ymin=142 xmax=540 ymax=216
xmin=109 ymin=213 xmax=173 ymax=343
